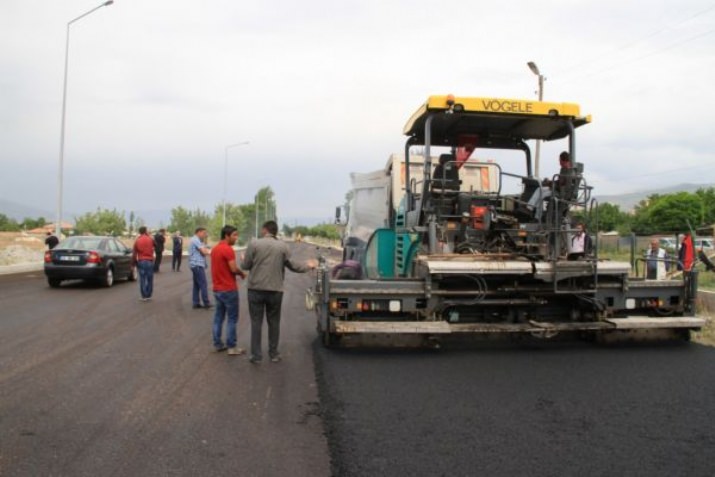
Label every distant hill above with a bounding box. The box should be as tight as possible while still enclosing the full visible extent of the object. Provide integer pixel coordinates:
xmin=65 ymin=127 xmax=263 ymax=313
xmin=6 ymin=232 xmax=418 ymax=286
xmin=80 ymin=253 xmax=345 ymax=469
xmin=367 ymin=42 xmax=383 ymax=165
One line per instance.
xmin=0 ymin=199 xmax=53 ymax=221
xmin=595 ymin=183 xmax=714 ymax=211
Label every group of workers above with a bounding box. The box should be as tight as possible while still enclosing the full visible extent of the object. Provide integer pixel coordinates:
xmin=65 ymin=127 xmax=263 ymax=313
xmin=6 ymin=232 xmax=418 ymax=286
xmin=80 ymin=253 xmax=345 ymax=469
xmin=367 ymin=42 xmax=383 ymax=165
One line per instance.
xmin=131 ymin=221 xmax=317 ymax=363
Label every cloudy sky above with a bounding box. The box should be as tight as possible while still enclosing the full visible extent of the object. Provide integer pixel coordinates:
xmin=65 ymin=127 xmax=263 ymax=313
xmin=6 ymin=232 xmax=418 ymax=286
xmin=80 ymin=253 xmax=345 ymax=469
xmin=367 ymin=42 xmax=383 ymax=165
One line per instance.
xmin=1 ymin=0 xmax=713 ymax=224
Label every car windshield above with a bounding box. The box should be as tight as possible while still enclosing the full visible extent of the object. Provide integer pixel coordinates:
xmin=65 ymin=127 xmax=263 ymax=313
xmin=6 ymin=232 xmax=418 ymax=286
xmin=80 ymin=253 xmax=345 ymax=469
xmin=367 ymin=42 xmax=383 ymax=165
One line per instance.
xmin=58 ymin=237 xmax=104 ymax=251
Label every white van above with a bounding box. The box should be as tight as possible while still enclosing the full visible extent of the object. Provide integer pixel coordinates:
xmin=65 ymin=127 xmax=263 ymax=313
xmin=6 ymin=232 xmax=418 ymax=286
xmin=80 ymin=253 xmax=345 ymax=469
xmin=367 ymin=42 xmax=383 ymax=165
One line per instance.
xmin=695 ymin=238 xmax=713 ymax=251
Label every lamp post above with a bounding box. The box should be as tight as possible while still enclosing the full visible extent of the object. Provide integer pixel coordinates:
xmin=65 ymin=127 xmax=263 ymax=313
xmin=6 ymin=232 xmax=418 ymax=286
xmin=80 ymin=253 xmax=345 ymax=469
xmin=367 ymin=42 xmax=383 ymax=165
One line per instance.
xmin=56 ymin=0 xmax=114 ymax=238
xmin=254 ymin=193 xmax=259 ymax=238
xmin=527 ymin=61 xmax=545 ymax=177
xmin=222 ymin=141 xmax=250 ymax=227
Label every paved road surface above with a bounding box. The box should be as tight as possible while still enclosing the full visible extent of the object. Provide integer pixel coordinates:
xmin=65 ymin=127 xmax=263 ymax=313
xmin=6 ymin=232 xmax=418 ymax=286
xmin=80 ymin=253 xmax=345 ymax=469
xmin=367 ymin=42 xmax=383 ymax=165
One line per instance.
xmin=316 ymin=342 xmax=715 ymax=476
xmin=0 ymin=244 xmax=329 ymax=476
xmin=1 ymin=242 xmax=715 ymax=476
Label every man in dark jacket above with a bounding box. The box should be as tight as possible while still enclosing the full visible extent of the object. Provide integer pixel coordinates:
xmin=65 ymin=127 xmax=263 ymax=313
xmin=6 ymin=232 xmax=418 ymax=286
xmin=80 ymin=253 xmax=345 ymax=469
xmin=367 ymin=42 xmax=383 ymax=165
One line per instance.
xmin=171 ymin=231 xmax=183 ymax=272
xmin=153 ymin=229 xmax=166 ymax=272
xmin=45 ymin=231 xmax=59 ymax=250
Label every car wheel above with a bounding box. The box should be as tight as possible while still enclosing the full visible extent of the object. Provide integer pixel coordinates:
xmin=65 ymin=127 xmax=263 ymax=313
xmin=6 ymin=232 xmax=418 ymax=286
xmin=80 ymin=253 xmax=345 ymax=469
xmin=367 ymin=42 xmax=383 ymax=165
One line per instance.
xmin=48 ymin=278 xmax=61 ymax=288
xmin=103 ymin=266 xmax=114 ymax=288
xmin=128 ymin=265 xmax=137 ymax=281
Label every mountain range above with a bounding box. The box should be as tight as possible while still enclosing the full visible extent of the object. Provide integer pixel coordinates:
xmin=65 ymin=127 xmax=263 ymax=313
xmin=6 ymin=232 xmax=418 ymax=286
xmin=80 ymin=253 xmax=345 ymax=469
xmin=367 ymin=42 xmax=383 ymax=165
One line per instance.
xmin=595 ymin=183 xmax=714 ymax=211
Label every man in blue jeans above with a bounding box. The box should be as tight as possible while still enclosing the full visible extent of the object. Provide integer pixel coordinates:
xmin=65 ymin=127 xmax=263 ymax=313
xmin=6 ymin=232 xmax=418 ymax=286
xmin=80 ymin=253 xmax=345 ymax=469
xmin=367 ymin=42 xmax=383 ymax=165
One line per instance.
xmin=131 ymin=226 xmax=155 ymax=301
xmin=188 ymin=227 xmax=212 ymax=309
xmin=210 ymin=225 xmax=246 ymax=354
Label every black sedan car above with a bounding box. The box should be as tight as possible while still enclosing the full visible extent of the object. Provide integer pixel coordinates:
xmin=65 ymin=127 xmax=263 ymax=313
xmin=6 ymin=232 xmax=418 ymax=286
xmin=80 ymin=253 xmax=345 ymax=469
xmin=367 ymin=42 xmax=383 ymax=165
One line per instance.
xmin=44 ymin=236 xmax=137 ymax=288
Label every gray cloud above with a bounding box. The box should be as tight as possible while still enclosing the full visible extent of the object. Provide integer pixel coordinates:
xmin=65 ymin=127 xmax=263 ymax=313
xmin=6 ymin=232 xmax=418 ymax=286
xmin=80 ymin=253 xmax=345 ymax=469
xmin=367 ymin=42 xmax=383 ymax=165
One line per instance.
xmin=1 ymin=0 xmax=714 ymax=223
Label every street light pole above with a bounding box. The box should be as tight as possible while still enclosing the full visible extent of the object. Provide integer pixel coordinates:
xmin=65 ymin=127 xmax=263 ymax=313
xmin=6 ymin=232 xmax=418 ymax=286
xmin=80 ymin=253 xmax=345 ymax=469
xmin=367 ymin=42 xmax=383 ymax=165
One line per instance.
xmin=222 ymin=141 xmax=249 ymax=227
xmin=254 ymin=193 xmax=259 ymax=238
xmin=56 ymin=0 xmax=114 ymax=238
xmin=527 ymin=61 xmax=545 ymax=178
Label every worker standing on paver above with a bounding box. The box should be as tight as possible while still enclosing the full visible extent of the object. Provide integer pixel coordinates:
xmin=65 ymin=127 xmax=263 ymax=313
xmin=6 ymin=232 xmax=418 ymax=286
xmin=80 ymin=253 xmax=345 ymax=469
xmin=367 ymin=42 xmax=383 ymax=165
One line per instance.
xmin=240 ymin=220 xmax=317 ymax=363
xmin=210 ymin=225 xmax=246 ymax=355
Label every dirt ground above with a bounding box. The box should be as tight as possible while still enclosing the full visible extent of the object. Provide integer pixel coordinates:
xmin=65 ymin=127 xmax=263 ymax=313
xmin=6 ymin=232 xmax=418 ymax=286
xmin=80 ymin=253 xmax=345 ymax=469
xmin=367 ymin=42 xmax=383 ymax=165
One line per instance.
xmin=0 ymin=232 xmax=139 ymax=266
xmin=0 ymin=232 xmax=46 ymax=266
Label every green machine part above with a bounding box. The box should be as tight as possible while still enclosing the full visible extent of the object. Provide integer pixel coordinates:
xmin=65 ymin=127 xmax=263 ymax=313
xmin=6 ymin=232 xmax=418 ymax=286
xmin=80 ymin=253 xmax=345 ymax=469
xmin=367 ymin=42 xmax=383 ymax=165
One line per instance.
xmin=392 ymin=195 xmax=421 ymax=278
xmin=364 ymin=229 xmax=396 ymax=278
xmin=396 ymin=232 xmax=420 ymax=277
xmin=363 ymin=229 xmax=421 ymax=279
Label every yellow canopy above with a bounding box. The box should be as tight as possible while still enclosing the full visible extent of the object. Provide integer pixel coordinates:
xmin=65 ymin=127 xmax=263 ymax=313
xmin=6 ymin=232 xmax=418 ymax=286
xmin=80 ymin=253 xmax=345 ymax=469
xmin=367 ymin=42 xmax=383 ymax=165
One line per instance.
xmin=403 ymin=95 xmax=591 ymax=146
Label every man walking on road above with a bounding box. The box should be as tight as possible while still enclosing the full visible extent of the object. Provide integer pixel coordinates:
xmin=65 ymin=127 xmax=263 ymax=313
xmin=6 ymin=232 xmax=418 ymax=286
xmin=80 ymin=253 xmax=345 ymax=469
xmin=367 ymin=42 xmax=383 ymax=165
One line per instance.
xmin=189 ymin=227 xmax=212 ymax=309
xmin=240 ymin=220 xmax=317 ymax=363
xmin=172 ymin=231 xmax=183 ymax=272
xmin=153 ymin=229 xmax=166 ymax=272
xmin=210 ymin=225 xmax=247 ymax=354
xmin=132 ymin=226 xmax=155 ymax=301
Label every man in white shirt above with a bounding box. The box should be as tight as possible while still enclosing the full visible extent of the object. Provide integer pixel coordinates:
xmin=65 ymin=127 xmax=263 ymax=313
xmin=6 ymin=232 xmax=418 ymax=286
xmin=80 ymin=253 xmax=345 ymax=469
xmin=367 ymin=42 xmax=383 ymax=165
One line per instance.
xmin=568 ymin=223 xmax=592 ymax=260
xmin=645 ymin=239 xmax=668 ymax=280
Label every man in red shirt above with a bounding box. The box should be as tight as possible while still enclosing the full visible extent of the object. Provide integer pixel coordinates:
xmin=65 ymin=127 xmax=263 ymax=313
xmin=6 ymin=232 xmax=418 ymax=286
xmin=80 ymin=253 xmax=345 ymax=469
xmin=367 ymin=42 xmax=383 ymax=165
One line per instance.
xmin=210 ymin=225 xmax=247 ymax=354
xmin=132 ymin=226 xmax=155 ymax=301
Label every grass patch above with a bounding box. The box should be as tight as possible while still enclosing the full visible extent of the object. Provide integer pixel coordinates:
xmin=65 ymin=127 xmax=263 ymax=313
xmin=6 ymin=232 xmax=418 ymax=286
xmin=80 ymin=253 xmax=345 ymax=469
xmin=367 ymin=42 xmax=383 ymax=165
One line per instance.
xmin=692 ymin=314 xmax=714 ymax=346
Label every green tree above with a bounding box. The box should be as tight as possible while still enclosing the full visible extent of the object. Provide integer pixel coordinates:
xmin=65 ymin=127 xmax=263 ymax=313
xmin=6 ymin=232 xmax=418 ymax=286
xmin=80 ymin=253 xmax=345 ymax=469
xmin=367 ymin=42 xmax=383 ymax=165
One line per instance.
xmin=128 ymin=211 xmax=136 ymax=235
xmin=0 ymin=213 xmax=20 ymax=231
xmin=286 ymin=223 xmax=341 ymax=240
xmin=593 ymin=203 xmax=631 ymax=234
xmin=695 ymin=187 xmax=715 ymax=225
xmin=169 ymin=206 xmax=212 ymax=238
xmin=74 ymin=208 xmax=127 ymax=235
xmin=169 ymin=185 xmax=276 ymax=245
xmin=632 ymin=197 xmax=657 ymax=235
xmin=632 ymin=192 xmax=703 ymax=234
xmin=20 ymin=217 xmax=46 ymax=230
xmin=193 ymin=208 xmax=212 ymax=233
xmin=647 ymin=192 xmax=702 ymax=233
xmin=209 ymin=202 xmax=245 ymax=240
xmin=238 ymin=186 xmax=277 ymax=243
xmin=169 ymin=206 xmax=194 ymax=237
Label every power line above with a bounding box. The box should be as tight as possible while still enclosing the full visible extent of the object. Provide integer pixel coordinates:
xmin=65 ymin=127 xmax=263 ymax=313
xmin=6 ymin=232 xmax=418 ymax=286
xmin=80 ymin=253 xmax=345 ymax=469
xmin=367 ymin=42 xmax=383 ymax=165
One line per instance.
xmin=562 ymin=26 xmax=715 ymax=84
xmin=559 ymin=4 xmax=715 ymax=76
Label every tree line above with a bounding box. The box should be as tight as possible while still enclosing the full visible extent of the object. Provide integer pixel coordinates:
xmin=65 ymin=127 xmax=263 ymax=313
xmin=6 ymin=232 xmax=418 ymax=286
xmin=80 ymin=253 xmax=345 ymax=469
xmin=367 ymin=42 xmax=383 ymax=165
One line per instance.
xmin=281 ymin=223 xmax=341 ymax=240
xmin=0 ymin=187 xmax=278 ymax=246
xmin=5 ymin=187 xmax=711 ymax=239
xmin=0 ymin=215 xmax=48 ymax=232
xmin=167 ymin=187 xmax=277 ymax=244
xmin=575 ymin=187 xmax=715 ymax=235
